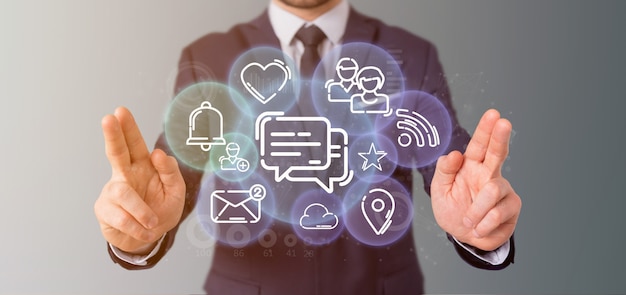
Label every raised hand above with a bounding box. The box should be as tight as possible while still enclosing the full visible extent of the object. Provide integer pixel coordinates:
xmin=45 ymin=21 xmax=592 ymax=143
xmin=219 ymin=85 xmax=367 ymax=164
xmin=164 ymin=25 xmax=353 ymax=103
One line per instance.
xmin=431 ymin=109 xmax=521 ymax=251
xmin=94 ymin=107 xmax=185 ymax=254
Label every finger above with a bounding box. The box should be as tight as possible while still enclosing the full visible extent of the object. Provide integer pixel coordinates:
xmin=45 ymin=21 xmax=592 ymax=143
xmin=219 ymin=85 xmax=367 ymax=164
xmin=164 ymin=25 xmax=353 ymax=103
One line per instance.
xmin=431 ymin=151 xmax=464 ymax=196
xmin=473 ymin=192 xmax=521 ymax=238
xmin=95 ymin=200 xmax=157 ymax=243
xmin=464 ymin=109 xmax=500 ymax=162
xmin=152 ymin=149 xmax=185 ymax=198
xmin=107 ymin=182 xmax=159 ymax=230
xmin=464 ymin=178 xmax=512 ymax=229
xmin=118 ymin=187 xmax=159 ymax=229
xmin=102 ymin=114 xmax=130 ymax=172
xmin=483 ymin=118 xmax=512 ymax=175
xmin=115 ymin=107 xmax=150 ymax=164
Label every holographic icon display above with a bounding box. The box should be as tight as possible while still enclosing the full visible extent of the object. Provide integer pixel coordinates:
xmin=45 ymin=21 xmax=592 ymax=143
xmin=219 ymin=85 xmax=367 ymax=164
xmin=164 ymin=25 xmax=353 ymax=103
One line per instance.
xmin=219 ymin=142 xmax=250 ymax=172
xmin=178 ymin=43 xmax=440 ymax=246
xmin=186 ymin=101 xmax=227 ymax=151
xmin=358 ymin=142 xmax=387 ymax=171
xmin=395 ymin=108 xmax=441 ymax=148
xmin=210 ymin=184 xmax=266 ymax=224
xmin=299 ymin=203 xmax=339 ymax=230
xmin=240 ymin=59 xmax=292 ymax=104
xmin=361 ymin=188 xmax=395 ymax=236
xmin=255 ymin=111 xmax=353 ymax=193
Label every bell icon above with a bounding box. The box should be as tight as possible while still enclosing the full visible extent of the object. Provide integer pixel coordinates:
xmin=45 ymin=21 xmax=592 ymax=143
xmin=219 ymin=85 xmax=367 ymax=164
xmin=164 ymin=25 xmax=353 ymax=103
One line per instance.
xmin=186 ymin=101 xmax=226 ymax=151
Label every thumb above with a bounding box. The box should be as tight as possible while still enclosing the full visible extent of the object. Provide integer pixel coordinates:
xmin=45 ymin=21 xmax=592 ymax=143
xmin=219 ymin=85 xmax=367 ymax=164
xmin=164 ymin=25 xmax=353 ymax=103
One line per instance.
xmin=432 ymin=150 xmax=464 ymax=195
xmin=151 ymin=149 xmax=185 ymax=198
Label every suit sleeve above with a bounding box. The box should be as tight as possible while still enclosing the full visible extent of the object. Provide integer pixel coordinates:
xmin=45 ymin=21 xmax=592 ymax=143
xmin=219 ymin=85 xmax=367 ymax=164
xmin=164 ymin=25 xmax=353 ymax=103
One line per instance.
xmin=416 ymin=43 xmax=515 ymax=270
xmin=107 ymin=47 xmax=205 ymax=270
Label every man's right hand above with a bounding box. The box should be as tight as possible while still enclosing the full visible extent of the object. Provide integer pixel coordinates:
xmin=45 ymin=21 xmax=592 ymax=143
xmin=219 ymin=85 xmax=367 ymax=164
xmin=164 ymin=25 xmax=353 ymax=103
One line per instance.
xmin=95 ymin=107 xmax=185 ymax=254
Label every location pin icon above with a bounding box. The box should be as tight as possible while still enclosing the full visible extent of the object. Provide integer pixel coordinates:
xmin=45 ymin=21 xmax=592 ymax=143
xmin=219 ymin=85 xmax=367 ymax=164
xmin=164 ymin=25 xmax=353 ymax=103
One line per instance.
xmin=361 ymin=188 xmax=395 ymax=235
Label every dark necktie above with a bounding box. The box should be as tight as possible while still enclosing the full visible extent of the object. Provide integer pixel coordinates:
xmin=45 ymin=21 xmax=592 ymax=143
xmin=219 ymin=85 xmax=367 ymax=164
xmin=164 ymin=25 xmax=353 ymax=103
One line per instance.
xmin=294 ymin=25 xmax=327 ymax=179
xmin=295 ymin=25 xmax=326 ymax=78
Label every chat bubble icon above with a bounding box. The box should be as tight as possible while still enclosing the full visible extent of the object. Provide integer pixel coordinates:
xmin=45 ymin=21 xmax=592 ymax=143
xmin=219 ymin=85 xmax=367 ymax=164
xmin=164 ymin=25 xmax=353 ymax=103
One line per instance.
xmin=255 ymin=112 xmax=353 ymax=193
xmin=256 ymin=111 xmax=331 ymax=170
xmin=318 ymin=128 xmax=354 ymax=191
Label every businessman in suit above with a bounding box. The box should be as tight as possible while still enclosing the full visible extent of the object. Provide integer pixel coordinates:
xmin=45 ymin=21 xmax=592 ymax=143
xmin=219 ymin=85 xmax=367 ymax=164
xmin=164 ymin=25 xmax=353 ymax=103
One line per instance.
xmin=95 ymin=0 xmax=521 ymax=293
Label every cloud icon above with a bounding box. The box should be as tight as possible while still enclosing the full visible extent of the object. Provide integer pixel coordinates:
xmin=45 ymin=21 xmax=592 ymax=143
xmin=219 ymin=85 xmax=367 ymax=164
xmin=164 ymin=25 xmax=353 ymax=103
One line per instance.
xmin=299 ymin=203 xmax=339 ymax=230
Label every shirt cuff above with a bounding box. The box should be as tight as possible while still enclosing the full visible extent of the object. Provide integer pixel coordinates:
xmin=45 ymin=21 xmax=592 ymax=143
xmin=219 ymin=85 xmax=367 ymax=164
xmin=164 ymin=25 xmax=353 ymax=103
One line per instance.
xmin=452 ymin=236 xmax=510 ymax=265
xmin=108 ymin=234 xmax=167 ymax=266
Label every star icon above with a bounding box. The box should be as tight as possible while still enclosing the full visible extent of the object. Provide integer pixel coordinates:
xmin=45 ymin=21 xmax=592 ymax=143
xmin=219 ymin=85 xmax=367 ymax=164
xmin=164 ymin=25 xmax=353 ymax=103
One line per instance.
xmin=358 ymin=143 xmax=387 ymax=171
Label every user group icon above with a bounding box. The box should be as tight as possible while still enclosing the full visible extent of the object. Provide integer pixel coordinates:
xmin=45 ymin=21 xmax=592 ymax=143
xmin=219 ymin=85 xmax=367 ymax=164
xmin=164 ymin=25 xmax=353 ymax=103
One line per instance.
xmin=325 ymin=58 xmax=391 ymax=115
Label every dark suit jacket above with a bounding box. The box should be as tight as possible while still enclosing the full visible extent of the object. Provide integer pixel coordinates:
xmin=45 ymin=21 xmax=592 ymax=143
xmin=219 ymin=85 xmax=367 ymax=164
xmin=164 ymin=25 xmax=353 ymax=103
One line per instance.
xmin=108 ymin=7 xmax=515 ymax=295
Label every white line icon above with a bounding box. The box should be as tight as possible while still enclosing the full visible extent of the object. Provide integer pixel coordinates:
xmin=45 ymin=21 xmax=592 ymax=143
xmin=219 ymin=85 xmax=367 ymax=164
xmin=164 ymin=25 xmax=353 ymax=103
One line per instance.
xmin=210 ymin=184 xmax=266 ymax=224
xmin=241 ymin=59 xmax=292 ymax=104
xmin=186 ymin=101 xmax=226 ymax=151
xmin=358 ymin=142 xmax=387 ymax=171
xmin=395 ymin=108 xmax=440 ymax=148
xmin=255 ymin=111 xmax=353 ymax=193
xmin=350 ymin=66 xmax=390 ymax=115
xmin=299 ymin=203 xmax=339 ymax=230
xmin=361 ymin=188 xmax=395 ymax=236
xmin=325 ymin=57 xmax=359 ymax=103
xmin=218 ymin=142 xmax=250 ymax=172
xmin=325 ymin=57 xmax=390 ymax=115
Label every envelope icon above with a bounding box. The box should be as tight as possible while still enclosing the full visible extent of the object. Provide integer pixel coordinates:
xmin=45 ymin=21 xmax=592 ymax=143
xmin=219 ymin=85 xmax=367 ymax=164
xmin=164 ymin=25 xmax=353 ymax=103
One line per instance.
xmin=210 ymin=184 xmax=266 ymax=224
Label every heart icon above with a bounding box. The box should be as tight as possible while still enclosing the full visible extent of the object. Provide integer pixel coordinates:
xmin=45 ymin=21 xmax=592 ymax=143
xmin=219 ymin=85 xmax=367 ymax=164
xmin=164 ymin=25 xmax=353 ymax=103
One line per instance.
xmin=240 ymin=59 xmax=292 ymax=104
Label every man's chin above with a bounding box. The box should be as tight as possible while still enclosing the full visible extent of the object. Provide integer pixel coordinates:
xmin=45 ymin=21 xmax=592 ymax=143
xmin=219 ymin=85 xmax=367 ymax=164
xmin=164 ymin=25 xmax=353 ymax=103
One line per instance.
xmin=278 ymin=0 xmax=332 ymax=9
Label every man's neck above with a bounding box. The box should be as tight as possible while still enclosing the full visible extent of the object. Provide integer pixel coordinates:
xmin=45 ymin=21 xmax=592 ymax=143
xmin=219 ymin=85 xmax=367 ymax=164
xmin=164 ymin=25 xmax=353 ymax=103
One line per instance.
xmin=272 ymin=0 xmax=342 ymax=22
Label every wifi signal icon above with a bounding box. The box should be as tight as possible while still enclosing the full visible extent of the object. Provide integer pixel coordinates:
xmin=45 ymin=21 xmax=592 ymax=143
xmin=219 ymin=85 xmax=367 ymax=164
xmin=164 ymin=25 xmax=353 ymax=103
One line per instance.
xmin=395 ymin=108 xmax=441 ymax=148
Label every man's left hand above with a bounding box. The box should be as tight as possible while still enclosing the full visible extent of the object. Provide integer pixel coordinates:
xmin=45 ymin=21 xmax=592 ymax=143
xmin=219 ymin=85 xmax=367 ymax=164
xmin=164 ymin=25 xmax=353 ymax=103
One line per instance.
xmin=431 ymin=109 xmax=521 ymax=251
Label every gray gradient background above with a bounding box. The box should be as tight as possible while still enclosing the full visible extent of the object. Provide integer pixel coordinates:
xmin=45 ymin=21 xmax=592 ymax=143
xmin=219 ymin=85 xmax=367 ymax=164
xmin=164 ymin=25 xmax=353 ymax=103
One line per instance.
xmin=1 ymin=0 xmax=624 ymax=294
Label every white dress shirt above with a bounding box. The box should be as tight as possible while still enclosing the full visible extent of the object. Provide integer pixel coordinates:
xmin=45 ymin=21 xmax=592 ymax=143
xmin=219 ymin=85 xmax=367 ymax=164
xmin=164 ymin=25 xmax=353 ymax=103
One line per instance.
xmin=268 ymin=0 xmax=349 ymax=78
xmin=111 ymin=0 xmax=509 ymax=267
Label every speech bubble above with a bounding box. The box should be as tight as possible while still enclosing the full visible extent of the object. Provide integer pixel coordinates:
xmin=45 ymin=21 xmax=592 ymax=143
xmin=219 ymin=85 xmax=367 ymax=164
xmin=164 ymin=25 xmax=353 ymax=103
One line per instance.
xmin=255 ymin=112 xmax=353 ymax=193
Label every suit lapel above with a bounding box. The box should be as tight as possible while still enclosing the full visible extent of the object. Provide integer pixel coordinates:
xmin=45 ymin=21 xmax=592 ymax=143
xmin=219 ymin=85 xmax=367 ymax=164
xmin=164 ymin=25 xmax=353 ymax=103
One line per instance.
xmin=342 ymin=8 xmax=377 ymax=44
xmin=241 ymin=10 xmax=282 ymax=49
